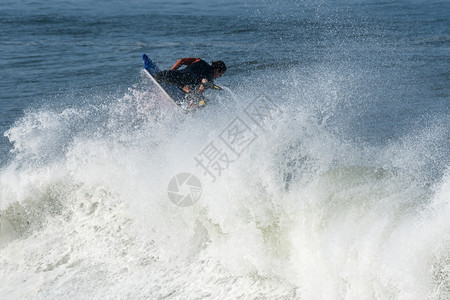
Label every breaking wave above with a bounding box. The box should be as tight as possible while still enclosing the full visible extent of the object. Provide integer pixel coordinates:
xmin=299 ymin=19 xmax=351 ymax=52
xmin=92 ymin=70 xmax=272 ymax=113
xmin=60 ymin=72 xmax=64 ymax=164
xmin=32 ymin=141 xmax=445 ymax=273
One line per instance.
xmin=0 ymin=67 xmax=449 ymax=299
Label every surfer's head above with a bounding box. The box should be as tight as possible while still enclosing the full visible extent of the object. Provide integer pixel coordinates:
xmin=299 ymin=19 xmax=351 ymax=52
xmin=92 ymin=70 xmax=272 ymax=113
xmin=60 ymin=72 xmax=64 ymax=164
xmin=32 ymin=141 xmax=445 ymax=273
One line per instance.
xmin=212 ymin=61 xmax=227 ymax=79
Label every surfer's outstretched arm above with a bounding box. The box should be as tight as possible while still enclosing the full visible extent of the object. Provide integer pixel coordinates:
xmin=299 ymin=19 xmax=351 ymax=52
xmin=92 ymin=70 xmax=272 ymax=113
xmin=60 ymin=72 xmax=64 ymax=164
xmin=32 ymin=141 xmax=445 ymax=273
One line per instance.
xmin=170 ymin=57 xmax=201 ymax=70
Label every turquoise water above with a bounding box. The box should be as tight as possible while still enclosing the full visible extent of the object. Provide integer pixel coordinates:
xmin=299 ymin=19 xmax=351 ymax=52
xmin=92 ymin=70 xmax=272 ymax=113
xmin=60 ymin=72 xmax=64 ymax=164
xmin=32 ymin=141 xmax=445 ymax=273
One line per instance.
xmin=0 ymin=0 xmax=449 ymax=298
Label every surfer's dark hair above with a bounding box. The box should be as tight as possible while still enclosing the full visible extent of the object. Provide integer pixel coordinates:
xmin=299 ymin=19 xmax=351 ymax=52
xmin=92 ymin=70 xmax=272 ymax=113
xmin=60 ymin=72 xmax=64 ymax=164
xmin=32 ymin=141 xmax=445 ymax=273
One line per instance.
xmin=211 ymin=61 xmax=227 ymax=73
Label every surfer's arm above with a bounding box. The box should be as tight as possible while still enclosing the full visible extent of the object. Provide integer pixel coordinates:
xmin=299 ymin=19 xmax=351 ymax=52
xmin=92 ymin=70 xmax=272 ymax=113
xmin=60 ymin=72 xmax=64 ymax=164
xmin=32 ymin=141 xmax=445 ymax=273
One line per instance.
xmin=170 ymin=57 xmax=201 ymax=70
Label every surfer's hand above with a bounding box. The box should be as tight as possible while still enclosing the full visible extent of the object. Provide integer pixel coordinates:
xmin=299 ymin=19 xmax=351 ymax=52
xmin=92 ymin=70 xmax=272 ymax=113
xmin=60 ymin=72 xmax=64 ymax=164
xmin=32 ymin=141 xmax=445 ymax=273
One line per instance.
xmin=198 ymin=78 xmax=208 ymax=93
xmin=182 ymin=85 xmax=190 ymax=93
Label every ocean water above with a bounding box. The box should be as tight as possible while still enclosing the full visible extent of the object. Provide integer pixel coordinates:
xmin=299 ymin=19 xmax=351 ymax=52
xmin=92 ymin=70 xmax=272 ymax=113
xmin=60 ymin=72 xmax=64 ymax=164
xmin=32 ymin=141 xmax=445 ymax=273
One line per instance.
xmin=0 ymin=0 xmax=449 ymax=299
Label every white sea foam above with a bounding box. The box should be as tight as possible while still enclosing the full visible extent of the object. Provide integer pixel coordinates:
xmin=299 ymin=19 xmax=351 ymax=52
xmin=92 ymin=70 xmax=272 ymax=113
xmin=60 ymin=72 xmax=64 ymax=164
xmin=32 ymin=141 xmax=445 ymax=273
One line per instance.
xmin=0 ymin=70 xmax=448 ymax=299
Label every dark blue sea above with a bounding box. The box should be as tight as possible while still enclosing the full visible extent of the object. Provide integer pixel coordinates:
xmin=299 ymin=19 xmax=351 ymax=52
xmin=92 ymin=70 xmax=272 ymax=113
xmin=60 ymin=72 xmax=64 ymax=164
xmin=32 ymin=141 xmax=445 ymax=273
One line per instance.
xmin=0 ymin=0 xmax=449 ymax=298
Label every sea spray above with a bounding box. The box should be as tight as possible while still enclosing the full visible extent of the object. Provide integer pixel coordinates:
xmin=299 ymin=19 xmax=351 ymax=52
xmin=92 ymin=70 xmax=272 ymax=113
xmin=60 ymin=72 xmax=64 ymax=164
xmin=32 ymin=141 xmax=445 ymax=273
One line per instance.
xmin=0 ymin=67 xmax=448 ymax=299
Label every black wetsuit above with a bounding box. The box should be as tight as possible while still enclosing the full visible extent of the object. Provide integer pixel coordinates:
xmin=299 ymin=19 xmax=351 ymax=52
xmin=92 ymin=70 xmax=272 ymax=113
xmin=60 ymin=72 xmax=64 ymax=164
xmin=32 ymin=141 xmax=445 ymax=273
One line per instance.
xmin=154 ymin=60 xmax=214 ymax=92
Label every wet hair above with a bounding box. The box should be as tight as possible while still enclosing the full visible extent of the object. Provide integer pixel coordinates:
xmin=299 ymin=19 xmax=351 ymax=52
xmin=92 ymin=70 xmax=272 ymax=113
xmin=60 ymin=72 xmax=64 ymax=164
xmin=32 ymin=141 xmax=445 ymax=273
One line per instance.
xmin=211 ymin=61 xmax=227 ymax=73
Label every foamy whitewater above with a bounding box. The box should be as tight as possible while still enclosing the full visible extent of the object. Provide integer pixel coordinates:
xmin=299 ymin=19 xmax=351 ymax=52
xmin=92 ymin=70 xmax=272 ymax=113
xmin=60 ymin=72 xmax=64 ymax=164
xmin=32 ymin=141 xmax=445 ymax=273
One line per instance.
xmin=0 ymin=66 xmax=449 ymax=299
xmin=1 ymin=0 xmax=449 ymax=298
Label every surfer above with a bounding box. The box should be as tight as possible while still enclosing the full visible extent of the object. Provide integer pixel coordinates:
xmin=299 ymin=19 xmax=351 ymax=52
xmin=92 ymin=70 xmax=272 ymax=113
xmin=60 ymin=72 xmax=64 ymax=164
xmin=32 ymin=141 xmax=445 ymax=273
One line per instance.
xmin=154 ymin=58 xmax=226 ymax=107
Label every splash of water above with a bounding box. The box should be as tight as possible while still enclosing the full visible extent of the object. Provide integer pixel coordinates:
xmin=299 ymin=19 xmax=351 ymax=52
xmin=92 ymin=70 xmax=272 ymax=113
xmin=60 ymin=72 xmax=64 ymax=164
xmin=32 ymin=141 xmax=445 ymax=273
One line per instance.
xmin=0 ymin=68 xmax=449 ymax=299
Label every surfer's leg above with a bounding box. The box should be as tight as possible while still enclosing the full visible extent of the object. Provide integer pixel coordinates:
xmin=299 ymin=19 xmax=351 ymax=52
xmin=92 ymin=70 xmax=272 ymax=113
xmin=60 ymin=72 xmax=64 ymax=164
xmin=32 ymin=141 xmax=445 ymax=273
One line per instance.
xmin=155 ymin=70 xmax=186 ymax=90
xmin=154 ymin=70 xmax=176 ymax=84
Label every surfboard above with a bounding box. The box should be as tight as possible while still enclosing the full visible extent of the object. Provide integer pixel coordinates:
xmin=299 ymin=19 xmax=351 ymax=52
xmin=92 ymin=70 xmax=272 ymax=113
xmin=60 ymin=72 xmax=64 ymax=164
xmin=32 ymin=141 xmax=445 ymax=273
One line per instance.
xmin=142 ymin=54 xmax=184 ymax=108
